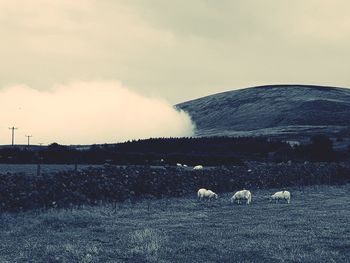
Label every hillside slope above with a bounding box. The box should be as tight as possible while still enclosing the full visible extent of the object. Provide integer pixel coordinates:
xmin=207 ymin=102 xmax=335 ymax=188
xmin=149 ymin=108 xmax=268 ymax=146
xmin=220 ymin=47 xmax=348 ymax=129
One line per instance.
xmin=176 ymin=85 xmax=350 ymax=142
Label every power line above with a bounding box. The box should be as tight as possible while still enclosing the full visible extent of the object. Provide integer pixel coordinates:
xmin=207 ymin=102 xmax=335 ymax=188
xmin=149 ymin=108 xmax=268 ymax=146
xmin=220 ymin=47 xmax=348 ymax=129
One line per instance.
xmin=25 ymin=135 xmax=32 ymax=146
xmin=8 ymin=126 xmax=18 ymax=146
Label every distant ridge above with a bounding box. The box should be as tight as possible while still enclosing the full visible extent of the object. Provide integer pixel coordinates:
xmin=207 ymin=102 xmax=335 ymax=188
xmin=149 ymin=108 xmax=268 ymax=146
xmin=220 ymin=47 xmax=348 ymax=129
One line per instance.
xmin=181 ymin=84 xmax=346 ymax=104
xmin=176 ymin=84 xmax=350 ymax=146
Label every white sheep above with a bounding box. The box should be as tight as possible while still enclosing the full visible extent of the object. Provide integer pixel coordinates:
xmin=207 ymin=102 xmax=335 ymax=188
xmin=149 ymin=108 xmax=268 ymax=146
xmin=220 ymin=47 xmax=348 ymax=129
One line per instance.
xmin=176 ymin=163 xmax=182 ymax=167
xmin=270 ymin=190 xmax=291 ymax=204
xmin=230 ymin=189 xmax=252 ymax=205
xmin=193 ymin=165 xmax=203 ymax=170
xmin=197 ymin=188 xmax=207 ymax=200
xmin=197 ymin=188 xmax=218 ymax=201
xmin=206 ymin=190 xmax=218 ymax=200
xmin=183 ymin=164 xmax=188 ymax=167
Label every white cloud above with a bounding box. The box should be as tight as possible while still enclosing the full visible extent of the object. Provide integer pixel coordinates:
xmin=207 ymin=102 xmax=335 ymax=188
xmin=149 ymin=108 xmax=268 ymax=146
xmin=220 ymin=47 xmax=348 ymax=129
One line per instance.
xmin=0 ymin=81 xmax=195 ymax=145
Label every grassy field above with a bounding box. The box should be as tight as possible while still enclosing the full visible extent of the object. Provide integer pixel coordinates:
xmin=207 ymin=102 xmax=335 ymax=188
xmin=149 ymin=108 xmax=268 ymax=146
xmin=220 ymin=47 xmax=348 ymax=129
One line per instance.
xmin=0 ymin=184 xmax=349 ymax=263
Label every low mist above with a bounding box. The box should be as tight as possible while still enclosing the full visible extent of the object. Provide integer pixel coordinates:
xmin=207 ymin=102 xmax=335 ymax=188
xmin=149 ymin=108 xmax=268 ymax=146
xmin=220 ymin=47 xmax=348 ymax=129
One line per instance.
xmin=0 ymin=81 xmax=195 ymax=145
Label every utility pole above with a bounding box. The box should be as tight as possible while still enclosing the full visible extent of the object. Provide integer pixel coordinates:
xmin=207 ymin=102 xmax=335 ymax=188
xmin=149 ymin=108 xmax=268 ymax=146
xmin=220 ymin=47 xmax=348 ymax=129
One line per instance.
xmin=8 ymin=126 xmax=18 ymax=146
xmin=25 ymin=135 xmax=32 ymax=146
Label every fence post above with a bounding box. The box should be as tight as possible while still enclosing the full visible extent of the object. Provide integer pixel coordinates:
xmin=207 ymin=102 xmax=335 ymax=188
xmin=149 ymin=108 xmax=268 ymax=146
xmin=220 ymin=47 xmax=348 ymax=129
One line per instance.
xmin=35 ymin=153 xmax=42 ymax=176
xmin=74 ymin=152 xmax=81 ymax=173
xmin=37 ymin=162 xmax=41 ymax=176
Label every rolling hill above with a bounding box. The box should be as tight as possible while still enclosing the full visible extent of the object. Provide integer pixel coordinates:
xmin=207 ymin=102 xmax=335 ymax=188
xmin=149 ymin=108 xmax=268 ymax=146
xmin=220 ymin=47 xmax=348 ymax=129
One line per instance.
xmin=176 ymin=85 xmax=350 ymax=145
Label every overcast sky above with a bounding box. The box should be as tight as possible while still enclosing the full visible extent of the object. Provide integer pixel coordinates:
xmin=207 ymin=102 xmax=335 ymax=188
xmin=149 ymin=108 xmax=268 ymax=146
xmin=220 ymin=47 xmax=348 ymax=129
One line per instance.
xmin=1 ymin=0 xmax=350 ymax=104
xmin=1 ymin=1 xmax=350 ymax=144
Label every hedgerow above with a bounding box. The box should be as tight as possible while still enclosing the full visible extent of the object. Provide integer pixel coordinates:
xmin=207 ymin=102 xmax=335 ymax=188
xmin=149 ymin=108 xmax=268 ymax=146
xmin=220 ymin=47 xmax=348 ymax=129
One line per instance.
xmin=0 ymin=162 xmax=349 ymax=212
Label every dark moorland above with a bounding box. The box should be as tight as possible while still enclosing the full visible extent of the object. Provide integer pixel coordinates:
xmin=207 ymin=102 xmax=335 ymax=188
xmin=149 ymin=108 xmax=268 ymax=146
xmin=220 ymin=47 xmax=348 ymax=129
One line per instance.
xmin=176 ymin=85 xmax=350 ymax=144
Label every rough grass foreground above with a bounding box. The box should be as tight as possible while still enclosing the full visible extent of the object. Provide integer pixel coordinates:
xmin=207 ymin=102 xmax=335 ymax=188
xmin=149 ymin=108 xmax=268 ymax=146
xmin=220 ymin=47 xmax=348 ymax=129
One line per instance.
xmin=0 ymin=185 xmax=349 ymax=263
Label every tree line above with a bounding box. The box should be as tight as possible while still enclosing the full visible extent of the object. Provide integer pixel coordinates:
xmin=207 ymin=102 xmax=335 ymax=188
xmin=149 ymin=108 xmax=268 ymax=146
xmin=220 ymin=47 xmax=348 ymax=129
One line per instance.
xmin=0 ymin=135 xmax=347 ymax=164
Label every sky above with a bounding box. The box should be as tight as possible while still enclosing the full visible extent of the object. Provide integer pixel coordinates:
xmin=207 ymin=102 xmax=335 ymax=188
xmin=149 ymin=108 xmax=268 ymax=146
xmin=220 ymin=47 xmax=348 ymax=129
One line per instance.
xmin=0 ymin=0 xmax=349 ymax=144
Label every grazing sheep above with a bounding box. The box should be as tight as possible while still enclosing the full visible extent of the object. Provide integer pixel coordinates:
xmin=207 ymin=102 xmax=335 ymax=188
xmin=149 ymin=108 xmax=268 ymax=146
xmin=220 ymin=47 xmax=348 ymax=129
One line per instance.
xmin=205 ymin=190 xmax=218 ymax=200
xmin=270 ymin=190 xmax=291 ymax=204
xmin=176 ymin=163 xmax=182 ymax=167
xmin=197 ymin=188 xmax=218 ymax=201
xmin=193 ymin=165 xmax=203 ymax=170
xmin=230 ymin=189 xmax=252 ymax=205
xmin=197 ymin=188 xmax=207 ymax=200
xmin=183 ymin=164 xmax=188 ymax=167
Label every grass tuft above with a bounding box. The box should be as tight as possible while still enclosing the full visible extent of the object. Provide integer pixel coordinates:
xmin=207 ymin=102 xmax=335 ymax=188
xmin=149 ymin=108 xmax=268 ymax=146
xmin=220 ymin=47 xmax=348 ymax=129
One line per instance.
xmin=129 ymin=228 xmax=167 ymax=262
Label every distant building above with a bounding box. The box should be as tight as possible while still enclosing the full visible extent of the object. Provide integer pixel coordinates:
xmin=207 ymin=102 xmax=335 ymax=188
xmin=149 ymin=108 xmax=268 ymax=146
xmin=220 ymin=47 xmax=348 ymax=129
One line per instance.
xmin=285 ymin=140 xmax=301 ymax=147
xmin=74 ymin=146 xmax=91 ymax=151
